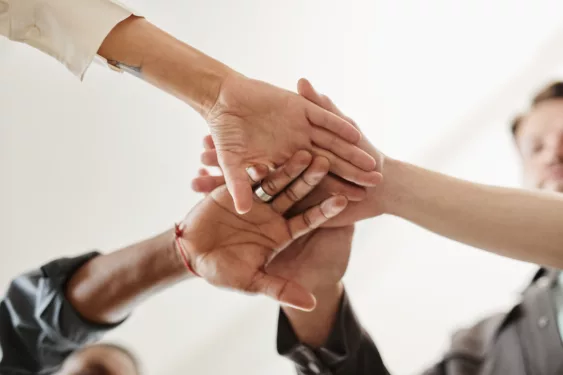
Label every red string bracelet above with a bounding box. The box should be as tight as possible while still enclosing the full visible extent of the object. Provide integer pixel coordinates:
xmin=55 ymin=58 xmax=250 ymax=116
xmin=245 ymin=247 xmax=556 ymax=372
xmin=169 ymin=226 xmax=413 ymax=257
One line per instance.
xmin=174 ymin=223 xmax=200 ymax=277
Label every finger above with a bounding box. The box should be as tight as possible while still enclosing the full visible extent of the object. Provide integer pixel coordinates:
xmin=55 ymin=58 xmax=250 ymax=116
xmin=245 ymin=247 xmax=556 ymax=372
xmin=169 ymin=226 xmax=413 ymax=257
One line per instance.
xmin=203 ymin=134 xmax=215 ymax=150
xmin=304 ymin=100 xmax=361 ymax=143
xmin=298 ymin=78 xmax=340 ymax=115
xmin=246 ymin=164 xmax=270 ymax=183
xmin=319 ymin=201 xmax=366 ymax=228
xmin=282 ymin=176 xmax=366 ymax=218
xmin=312 ymin=146 xmax=382 ymax=187
xmin=201 ymin=149 xmax=220 ymax=167
xmin=312 ymin=127 xmax=375 ymax=171
xmin=271 ymin=156 xmax=330 ymax=214
xmin=298 ymin=78 xmax=358 ymax=128
xmin=191 ymin=175 xmax=226 ymax=193
xmin=192 ymin=165 xmax=269 ymax=194
xmin=219 ymin=154 xmax=253 ymax=214
xmin=287 ymin=195 xmax=348 ymax=240
xmin=246 ymin=271 xmax=316 ymax=311
xmin=258 ymin=150 xmax=313 ymax=197
xmin=321 ymin=175 xmax=367 ymax=202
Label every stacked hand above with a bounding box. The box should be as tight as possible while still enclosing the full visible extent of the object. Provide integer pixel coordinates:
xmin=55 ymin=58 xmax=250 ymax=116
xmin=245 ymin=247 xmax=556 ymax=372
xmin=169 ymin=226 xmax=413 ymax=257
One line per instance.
xmin=194 ymin=165 xmax=355 ymax=295
xmin=204 ymin=73 xmax=382 ymax=214
xmin=178 ymin=150 xmax=349 ymax=311
xmin=197 ymin=78 xmax=388 ymax=228
xmin=187 ymin=78 xmax=389 ymax=315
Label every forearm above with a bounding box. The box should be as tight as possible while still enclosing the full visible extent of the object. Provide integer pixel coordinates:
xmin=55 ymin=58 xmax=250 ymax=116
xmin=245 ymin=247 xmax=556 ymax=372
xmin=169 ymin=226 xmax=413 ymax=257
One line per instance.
xmin=66 ymin=229 xmax=190 ymax=324
xmin=98 ymin=16 xmax=234 ymax=116
xmin=278 ymin=284 xmax=389 ymax=375
xmin=282 ymin=282 xmax=344 ymax=348
xmin=383 ymin=158 xmax=563 ymax=268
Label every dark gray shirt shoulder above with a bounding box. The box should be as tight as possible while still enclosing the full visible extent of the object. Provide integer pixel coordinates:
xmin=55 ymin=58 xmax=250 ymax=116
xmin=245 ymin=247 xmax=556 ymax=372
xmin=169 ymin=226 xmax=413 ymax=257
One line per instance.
xmin=0 ymin=252 xmax=120 ymax=375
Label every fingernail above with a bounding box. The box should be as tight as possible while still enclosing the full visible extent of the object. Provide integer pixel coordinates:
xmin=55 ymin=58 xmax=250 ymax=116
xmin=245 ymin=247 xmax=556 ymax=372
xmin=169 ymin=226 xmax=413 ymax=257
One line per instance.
xmin=281 ymin=295 xmax=317 ymax=312
xmin=321 ymin=197 xmax=347 ymax=217
xmin=246 ymin=166 xmax=260 ymax=182
xmin=308 ymin=170 xmax=326 ymax=183
xmin=362 ymin=172 xmax=382 ymax=187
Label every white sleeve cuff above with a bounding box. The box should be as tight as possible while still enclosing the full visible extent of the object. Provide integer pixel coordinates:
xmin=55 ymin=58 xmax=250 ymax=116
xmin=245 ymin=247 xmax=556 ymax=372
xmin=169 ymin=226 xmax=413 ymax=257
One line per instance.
xmin=7 ymin=0 xmax=140 ymax=80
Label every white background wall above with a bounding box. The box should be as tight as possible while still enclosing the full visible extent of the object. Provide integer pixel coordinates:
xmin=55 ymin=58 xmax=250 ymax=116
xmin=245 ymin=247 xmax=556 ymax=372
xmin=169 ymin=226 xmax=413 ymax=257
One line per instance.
xmin=2 ymin=0 xmax=563 ymax=373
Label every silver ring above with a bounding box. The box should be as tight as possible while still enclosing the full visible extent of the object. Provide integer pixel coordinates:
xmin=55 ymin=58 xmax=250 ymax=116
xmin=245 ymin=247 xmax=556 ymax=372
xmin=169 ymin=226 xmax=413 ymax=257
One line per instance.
xmin=254 ymin=185 xmax=273 ymax=203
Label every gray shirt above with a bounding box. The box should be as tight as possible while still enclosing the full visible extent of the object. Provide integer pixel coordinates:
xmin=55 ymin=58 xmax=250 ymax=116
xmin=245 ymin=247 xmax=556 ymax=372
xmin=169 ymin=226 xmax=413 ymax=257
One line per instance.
xmin=0 ymin=252 xmax=122 ymax=375
xmin=278 ymin=268 xmax=563 ymax=375
xmin=553 ymin=272 xmax=563 ymax=340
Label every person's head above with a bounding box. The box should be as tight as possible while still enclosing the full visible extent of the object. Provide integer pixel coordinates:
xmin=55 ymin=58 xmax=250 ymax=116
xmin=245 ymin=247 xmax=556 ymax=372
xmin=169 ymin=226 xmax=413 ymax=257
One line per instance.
xmin=56 ymin=343 xmax=140 ymax=375
xmin=512 ymin=82 xmax=563 ymax=192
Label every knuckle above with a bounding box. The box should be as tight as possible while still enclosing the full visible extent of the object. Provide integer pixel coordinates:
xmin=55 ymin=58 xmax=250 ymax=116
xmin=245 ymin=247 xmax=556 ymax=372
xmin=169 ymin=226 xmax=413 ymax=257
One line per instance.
xmin=329 ymin=135 xmax=338 ymax=148
xmin=303 ymin=212 xmax=315 ymax=228
xmin=271 ymin=200 xmax=285 ymax=214
xmin=244 ymin=272 xmax=264 ymax=294
xmin=285 ymin=187 xmax=300 ymax=202
xmin=282 ymin=166 xmax=295 ymax=180
xmin=265 ymin=179 xmax=278 ymax=194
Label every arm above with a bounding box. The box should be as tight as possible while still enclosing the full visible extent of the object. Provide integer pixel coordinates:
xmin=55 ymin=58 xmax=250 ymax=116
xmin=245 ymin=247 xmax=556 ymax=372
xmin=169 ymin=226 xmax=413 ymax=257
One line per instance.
xmin=0 ymin=151 xmax=345 ymax=373
xmin=0 ymin=0 xmax=225 ymax=111
xmin=65 ymin=229 xmax=189 ymax=324
xmin=0 ymin=229 xmax=190 ymax=374
xmin=278 ymin=284 xmax=391 ymax=375
xmin=97 ymin=15 xmax=230 ymax=117
xmin=294 ymin=78 xmax=563 ymax=270
xmin=3 ymin=0 xmax=378 ymax=214
xmin=97 ymin=16 xmax=379 ymax=214
xmin=282 ymin=283 xmax=344 ymax=348
xmin=381 ymin=159 xmax=563 ymax=269
xmin=1 ymin=0 xmax=134 ymax=79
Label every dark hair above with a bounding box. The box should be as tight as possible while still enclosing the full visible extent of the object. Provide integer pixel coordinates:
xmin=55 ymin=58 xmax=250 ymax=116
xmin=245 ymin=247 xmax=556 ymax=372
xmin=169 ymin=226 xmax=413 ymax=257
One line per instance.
xmin=99 ymin=343 xmax=140 ymax=370
xmin=512 ymin=82 xmax=563 ymax=136
xmin=75 ymin=343 xmax=141 ymax=373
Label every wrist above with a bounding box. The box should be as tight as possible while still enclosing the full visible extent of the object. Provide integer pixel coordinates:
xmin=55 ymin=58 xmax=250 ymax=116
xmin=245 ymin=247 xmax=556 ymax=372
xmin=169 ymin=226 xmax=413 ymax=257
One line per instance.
xmin=312 ymin=282 xmax=344 ymax=301
xmin=283 ymin=282 xmax=343 ymax=315
xmin=202 ymin=71 xmax=247 ymax=120
xmin=173 ymin=224 xmax=200 ymax=277
xmin=378 ymin=157 xmax=412 ymax=217
xmin=184 ymin=59 xmax=235 ymax=118
xmin=282 ymin=282 xmax=344 ymax=348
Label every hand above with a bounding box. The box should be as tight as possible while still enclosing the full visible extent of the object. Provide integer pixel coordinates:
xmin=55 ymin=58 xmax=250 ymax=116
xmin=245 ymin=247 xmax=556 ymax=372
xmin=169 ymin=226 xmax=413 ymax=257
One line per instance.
xmin=192 ymin=167 xmax=355 ymax=293
xmin=178 ymin=151 xmax=348 ymax=311
xmin=205 ymin=73 xmax=382 ymax=214
xmin=266 ymin=225 xmax=354 ymax=348
xmin=194 ymin=134 xmax=368 ymax=203
xmin=288 ymin=78 xmax=389 ymax=227
xmin=265 ymin=226 xmax=354 ymax=293
xmin=197 ymin=78 xmax=389 ymax=227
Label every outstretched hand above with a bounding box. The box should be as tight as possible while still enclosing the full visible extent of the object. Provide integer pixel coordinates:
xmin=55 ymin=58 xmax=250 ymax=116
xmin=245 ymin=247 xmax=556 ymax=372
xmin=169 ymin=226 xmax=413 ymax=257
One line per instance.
xmin=205 ymin=73 xmax=381 ymax=214
xmin=178 ymin=151 xmax=348 ymax=311
xmin=196 ymin=78 xmax=387 ymax=227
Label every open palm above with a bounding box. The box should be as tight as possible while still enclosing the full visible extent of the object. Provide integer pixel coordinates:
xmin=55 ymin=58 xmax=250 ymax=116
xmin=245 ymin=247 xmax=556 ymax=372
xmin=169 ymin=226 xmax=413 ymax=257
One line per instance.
xmin=179 ymin=151 xmax=348 ymax=310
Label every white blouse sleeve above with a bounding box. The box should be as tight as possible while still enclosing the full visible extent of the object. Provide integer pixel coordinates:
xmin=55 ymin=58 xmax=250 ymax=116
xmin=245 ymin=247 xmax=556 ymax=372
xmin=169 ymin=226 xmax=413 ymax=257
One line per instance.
xmin=0 ymin=0 xmax=140 ymax=80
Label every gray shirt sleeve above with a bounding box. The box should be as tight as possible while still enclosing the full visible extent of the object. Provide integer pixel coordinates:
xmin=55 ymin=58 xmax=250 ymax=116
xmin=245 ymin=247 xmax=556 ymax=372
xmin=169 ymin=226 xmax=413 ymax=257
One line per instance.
xmin=0 ymin=252 xmax=124 ymax=375
xmin=277 ymin=289 xmax=391 ymax=375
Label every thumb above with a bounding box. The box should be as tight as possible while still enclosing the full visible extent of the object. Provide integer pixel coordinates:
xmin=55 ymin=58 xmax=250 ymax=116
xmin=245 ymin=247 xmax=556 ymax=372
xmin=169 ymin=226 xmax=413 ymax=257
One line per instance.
xmin=248 ymin=271 xmax=316 ymax=311
xmin=218 ymin=153 xmax=253 ymax=214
